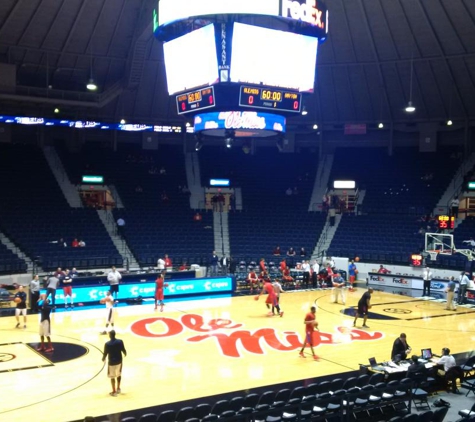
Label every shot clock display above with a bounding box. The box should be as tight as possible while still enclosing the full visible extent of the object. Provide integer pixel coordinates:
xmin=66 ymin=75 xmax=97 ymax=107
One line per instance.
xmin=239 ymin=86 xmax=302 ymax=113
xmin=176 ymin=87 xmax=216 ymax=115
xmin=437 ymin=215 xmax=454 ymax=230
xmin=410 ymin=253 xmax=423 ymax=266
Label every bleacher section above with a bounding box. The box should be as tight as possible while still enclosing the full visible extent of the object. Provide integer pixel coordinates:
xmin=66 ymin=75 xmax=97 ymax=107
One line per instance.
xmin=0 ymin=144 xmax=121 ymax=271
xmin=327 ymin=147 xmax=460 ymax=265
xmin=199 ymin=146 xmax=327 ymax=265
xmin=330 ymin=147 xmax=459 ymax=215
xmin=58 ymin=144 xmax=214 ymax=267
xmin=328 ymin=214 xmax=422 ymax=264
xmin=0 ymin=242 xmax=27 ymax=274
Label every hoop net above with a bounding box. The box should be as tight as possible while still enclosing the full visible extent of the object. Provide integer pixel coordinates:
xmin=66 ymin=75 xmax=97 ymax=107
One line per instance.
xmin=428 ymin=250 xmax=439 ymax=261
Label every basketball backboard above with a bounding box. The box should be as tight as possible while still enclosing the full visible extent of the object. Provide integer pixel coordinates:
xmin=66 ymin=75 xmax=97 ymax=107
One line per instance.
xmin=424 ymin=233 xmax=454 ymax=259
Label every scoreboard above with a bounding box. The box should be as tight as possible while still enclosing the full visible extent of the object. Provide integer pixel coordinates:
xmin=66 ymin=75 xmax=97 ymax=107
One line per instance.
xmin=176 ymin=87 xmax=216 ymax=115
xmin=437 ymin=215 xmax=454 ymax=230
xmin=239 ymin=86 xmax=302 ymax=113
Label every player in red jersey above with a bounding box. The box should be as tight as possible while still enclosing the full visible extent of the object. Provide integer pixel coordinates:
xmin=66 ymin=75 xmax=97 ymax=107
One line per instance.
xmin=154 ymin=271 xmax=168 ymax=312
xmin=282 ymin=267 xmax=294 ymax=284
xmin=257 ymin=278 xmax=283 ymax=317
xmin=299 ymin=306 xmax=319 ymax=360
xmin=279 ymin=258 xmax=287 ymax=273
xmin=247 ymin=269 xmax=259 ymax=294
xmin=259 ymin=258 xmax=267 ymax=278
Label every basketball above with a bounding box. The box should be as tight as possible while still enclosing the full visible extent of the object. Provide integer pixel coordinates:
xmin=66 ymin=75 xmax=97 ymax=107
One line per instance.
xmin=313 ymin=321 xmax=319 ymax=328
xmin=100 ymin=298 xmax=106 ymax=304
xmin=14 ymin=297 xmax=21 ymax=303
xmin=40 ymin=293 xmax=47 ymax=300
xmin=354 ymin=257 xmax=360 ymax=262
xmin=254 ymin=296 xmax=259 ymax=301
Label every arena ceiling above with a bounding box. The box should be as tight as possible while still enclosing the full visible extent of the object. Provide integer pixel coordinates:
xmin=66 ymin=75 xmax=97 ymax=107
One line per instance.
xmin=0 ymin=0 xmax=475 ymax=127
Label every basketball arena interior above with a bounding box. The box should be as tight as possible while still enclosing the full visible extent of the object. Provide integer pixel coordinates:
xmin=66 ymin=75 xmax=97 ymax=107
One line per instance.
xmin=1 ymin=1 xmax=475 ymax=422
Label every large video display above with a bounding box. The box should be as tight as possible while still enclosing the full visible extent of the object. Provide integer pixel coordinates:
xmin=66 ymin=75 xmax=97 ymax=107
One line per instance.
xmin=230 ymin=23 xmax=319 ymax=93
xmin=163 ymin=24 xmax=219 ymax=95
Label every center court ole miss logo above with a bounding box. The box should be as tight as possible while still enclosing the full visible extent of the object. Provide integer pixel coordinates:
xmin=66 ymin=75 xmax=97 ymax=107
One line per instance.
xmin=130 ymin=314 xmax=383 ymax=358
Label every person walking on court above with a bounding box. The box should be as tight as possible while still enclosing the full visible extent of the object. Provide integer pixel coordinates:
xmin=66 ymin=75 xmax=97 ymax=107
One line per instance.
xmin=46 ymin=274 xmax=60 ymax=308
xmin=209 ymin=251 xmax=219 ymax=276
xmin=256 ymin=278 xmax=283 ymax=317
xmin=458 ymin=271 xmax=469 ymax=305
xmin=101 ymin=291 xmax=115 ymax=335
xmin=302 ymin=260 xmax=310 ymax=288
xmin=37 ymin=295 xmax=53 ymax=352
xmin=102 ymin=330 xmax=127 ymax=397
xmin=107 ymin=266 xmax=122 ymax=302
xmin=422 ymin=266 xmax=432 ymax=297
xmin=445 ymin=277 xmax=457 ymax=311
xmin=154 ymin=271 xmax=168 ymax=312
xmin=14 ymin=285 xmax=27 ymax=329
xmin=299 ymin=306 xmax=319 ymax=360
xmin=354 ymin=288 xmax=373 ymax=328
xmin=30 ymin=275 xmax=41 ymax=313
xmin=391 ymin=333 xmax=411 ymax=361
xmin=271 ymin=279 xmax=284 ymax=315
xmin=332 ymin=273 xmax=346 ymax=305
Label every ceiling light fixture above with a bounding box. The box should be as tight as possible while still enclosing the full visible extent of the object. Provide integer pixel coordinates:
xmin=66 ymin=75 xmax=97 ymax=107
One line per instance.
xmin=378 ymin=122 xmax=384 ymax=129
xmin=313 ymin=124 xmax=318 ymax=130
xmin=447 ymin=119 xmax=453 ymax=126
xmin=301 ymin=106 xmax=308 ymax=116
xmin=54 ymin=108 xmax=60 ymax=114
xmin=87 ymin=78 xmax=97 ymax=91
xmin=120 ymin=119 xmax=126 ymax=124
xmin=224 ymin=130 xmax=235 ymax=148
xmin=86 ymin=47 xmax=97 ymax=91
xmin=405 ymin=54 xmax=416 ymax=113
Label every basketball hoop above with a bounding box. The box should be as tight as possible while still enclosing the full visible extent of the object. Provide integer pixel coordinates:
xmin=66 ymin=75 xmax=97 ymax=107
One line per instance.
xmin=428 ymin=250 xmax=439 ymax=261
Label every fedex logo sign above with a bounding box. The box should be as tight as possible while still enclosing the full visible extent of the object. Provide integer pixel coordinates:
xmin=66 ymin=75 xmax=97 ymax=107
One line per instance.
xmin=282 ymin=0 xmax=325 ymax=28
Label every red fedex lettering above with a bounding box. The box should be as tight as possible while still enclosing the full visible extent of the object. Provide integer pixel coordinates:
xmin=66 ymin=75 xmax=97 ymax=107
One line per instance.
xmin=187 ymin=328 xmax=302 ymax=358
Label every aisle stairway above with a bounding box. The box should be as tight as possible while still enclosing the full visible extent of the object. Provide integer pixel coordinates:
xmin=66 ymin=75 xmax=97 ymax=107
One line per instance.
xmin=97 ymin=210 xmax=139 ymax=269
xmin=43 ymin=146 xmax=82 ymax=208
xmin=214 ymin=212 xmax=230 ymax=257
xmin=0 ymin=231 xmax=32 ymax=273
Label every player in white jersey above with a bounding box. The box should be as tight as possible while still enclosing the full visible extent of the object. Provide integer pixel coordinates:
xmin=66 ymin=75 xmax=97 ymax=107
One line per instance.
xmin=100 ymin=291 xmax=115 ymax=335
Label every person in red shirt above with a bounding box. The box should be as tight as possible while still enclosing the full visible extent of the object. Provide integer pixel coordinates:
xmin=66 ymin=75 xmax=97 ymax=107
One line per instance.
xmin=247 ymin=270 xmax=259 ymax=294
xmin=325 ymin=264 xmax=336 ymax=286
xmin=257 ymin=278 xmax=283 ymax=317
xmin=164 ymin=254 xmax=172 ymax=269
xmin=282 ymin=267 xmax=294 ymax=283
xmin=71 ymin=238 xmax=79 ymax=248
xmin=299 ymin=306 xmax=319 ymax=360
xmin=273 ymin=246 xmax=281 ymax=256
xmin=179 ymin=262 xmax=187 ymax=271
xmin=280 ymin=258 xmax=287 ymax=273
xmin=193 ymin=212 xmax=202 ymax=222
xmin=259 ymin=258 xmax=267 ymax=275
xmin=154 ymin=271 xmax=168 ymax=312
xmin=378 ymin=265 xmax=390 ymax=274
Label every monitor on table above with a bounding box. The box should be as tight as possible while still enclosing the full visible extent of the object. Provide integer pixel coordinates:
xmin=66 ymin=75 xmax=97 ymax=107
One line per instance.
xmin=421 ymin=348 xmax=433 ymax=360
xmin=368 ymin=357 xmax=377 ymax=367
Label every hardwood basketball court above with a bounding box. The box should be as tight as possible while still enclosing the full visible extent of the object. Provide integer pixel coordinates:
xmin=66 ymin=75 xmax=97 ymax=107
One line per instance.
xmin=0 ymin=288 xmax=473 ymax=422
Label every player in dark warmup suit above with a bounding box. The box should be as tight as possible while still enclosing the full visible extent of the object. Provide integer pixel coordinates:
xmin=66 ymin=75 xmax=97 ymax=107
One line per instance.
xmin=354 ymin=288 xmax=373 ymax=328
xmin=102 ymin=330 xmax=127 ymax=397
xmin=37 ymin=295 xmax=53 ymax=352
